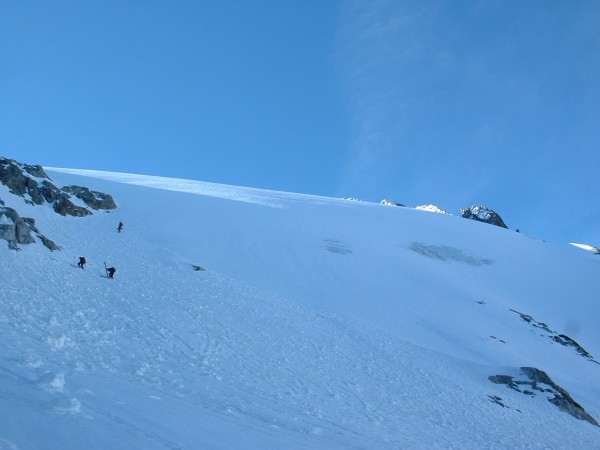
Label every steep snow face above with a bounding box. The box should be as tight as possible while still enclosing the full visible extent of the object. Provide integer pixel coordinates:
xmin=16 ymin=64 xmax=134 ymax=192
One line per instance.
xmin=1 ymin=168 xmax=599 ymax=449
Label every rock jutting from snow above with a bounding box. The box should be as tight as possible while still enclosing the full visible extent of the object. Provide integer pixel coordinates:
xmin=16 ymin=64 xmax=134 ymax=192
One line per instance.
xmin=552 ymin=334 xmax=597 ymax=361
xmin=0 ymin=157 xmax=50 ymax=205
xmin=0 ymin=156 xmax=118 ymax=250
xmin=509 ymin=308 xmax=597 ymax=363
xmin=521 ymin=367 xmax=599 ymax=426
xmin=0 ymin=206 xmax=36 ymax=250
xmin=53 ymin=193 xmax=93 ymax=217
xmin=489 ymin=367 xmax=599 ymax=427
xmin=0 ymin=156 xmax=116 ymax=217
xmin=62 ymin=185 xmax=117 ymax=210
xmin=460 ymin=205 xmax=508 ymax=228
xmin=23 ymin=163 xmax=49 ymax=179
xmin=22 ymin=217 xmax=61 ymax=251
xmin=381 ymin=199 xmax=405 ymax=207
xmin=0 ymin=207 xmax=60 ymax=251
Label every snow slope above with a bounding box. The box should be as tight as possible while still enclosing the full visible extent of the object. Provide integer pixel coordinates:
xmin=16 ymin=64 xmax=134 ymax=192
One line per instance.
xmin=1 ymin=168 xmax=599 ymax=449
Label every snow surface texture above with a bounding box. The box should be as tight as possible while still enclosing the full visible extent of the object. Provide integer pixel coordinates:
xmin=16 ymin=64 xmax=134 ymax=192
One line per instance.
xmin=1 ymin=168 xmax=599 ymax=449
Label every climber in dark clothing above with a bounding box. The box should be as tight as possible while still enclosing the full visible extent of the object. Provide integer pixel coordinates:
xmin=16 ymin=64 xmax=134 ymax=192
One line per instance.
xmin=117 ymin=222 xmax=124 ymax=233
xmin=77 ymin=256 xmax=86 ymax=269
xmin=107 ymin=267 xmax=116 ymax=279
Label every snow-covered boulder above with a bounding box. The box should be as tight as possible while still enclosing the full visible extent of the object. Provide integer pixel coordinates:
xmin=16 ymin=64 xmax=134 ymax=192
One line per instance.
xmin=461 ymin=205 xmax=507 ymax=228
xmin=415 ymin=204 xmax=450 ymax=214
xmin=380 ymin=199 xmax=405 ymax=207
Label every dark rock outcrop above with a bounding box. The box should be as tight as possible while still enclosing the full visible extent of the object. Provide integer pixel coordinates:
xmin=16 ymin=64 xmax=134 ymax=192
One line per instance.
xmin=53 ymin=194 xmax=92 ymax=217
xmin=0 ymin=207 xmax=60 ymax=251
xmin=509 ymin=309 xmax=598 ymax=363
xmin=460 ymin=205 xmax=508 ymax=228
xmin=0 ymin=156 xmax=116 ymax=217
xmin=520 ymin=367 xmax=598 ymax=426
xmin=23 ymin=164 xmax=49 ymax=179
xmin=62 ymin=185 xmax=116 ymax=210
xmin=1 ymin=156 xmax=117 ymax=250
xmin=489 ymin=367 xmax=598 ymax=426
xmin=0 ymin=207 xmax=36 ymax=250
xmin=40 ymin=180 xmax=62 ymax=203
xmin=552 ymin=334 xmax=596 ymax=360
xmin=22 ymin=217 xmax=60 ymax=251
xmin=37 ymin=234 xmax=61 ymax=251
xmin=0 ymin=158 xmax=48 ymax=205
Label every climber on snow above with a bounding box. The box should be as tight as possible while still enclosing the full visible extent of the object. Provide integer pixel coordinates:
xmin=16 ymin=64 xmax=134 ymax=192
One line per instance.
xmin=107 ymin=267 xmax=116 ymax=279
xmin=117 ymin=221 xmax=124 ymax=233
xmin=77 ymin=256 xmax=86 ymax=269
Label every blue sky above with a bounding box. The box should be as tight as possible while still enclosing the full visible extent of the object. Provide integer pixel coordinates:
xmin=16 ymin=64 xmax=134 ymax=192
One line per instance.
xmin=1 ymin=1 xmax=599 ymax=246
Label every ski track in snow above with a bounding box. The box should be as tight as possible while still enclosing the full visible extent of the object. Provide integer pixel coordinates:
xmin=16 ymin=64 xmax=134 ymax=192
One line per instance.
xmin=1 ymin=170 xmax=599 ymax=449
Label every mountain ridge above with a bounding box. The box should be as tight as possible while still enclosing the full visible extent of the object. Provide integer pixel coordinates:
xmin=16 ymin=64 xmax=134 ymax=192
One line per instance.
xmin=1 ymin=160 xmax=598 ymax=448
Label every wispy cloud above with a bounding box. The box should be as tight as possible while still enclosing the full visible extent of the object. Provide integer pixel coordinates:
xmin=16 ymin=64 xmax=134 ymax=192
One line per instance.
xmin=335 ymin=0 xmax=452 ymax=199
xmin=334 ymin=1 xmax=600 ymax=244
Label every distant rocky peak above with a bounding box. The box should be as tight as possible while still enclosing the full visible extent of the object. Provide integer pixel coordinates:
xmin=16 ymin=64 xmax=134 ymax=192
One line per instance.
xmin=461 ymin=205 xmax=508 ymax=229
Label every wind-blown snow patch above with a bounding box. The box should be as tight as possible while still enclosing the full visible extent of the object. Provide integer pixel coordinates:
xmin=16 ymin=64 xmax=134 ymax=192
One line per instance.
xmin=46 ymin=168 xmax=335 ymax=209
xmin=570 ymin=243 xmax=600 ymax=254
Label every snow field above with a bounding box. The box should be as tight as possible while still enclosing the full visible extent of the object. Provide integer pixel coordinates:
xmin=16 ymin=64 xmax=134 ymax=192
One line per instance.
xmin=0 ymin=169 xmax=598 ymax=448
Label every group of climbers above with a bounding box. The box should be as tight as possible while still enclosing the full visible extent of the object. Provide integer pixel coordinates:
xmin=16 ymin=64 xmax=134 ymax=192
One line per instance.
xmin=76 ymin=221 xmax=122 ymax=279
